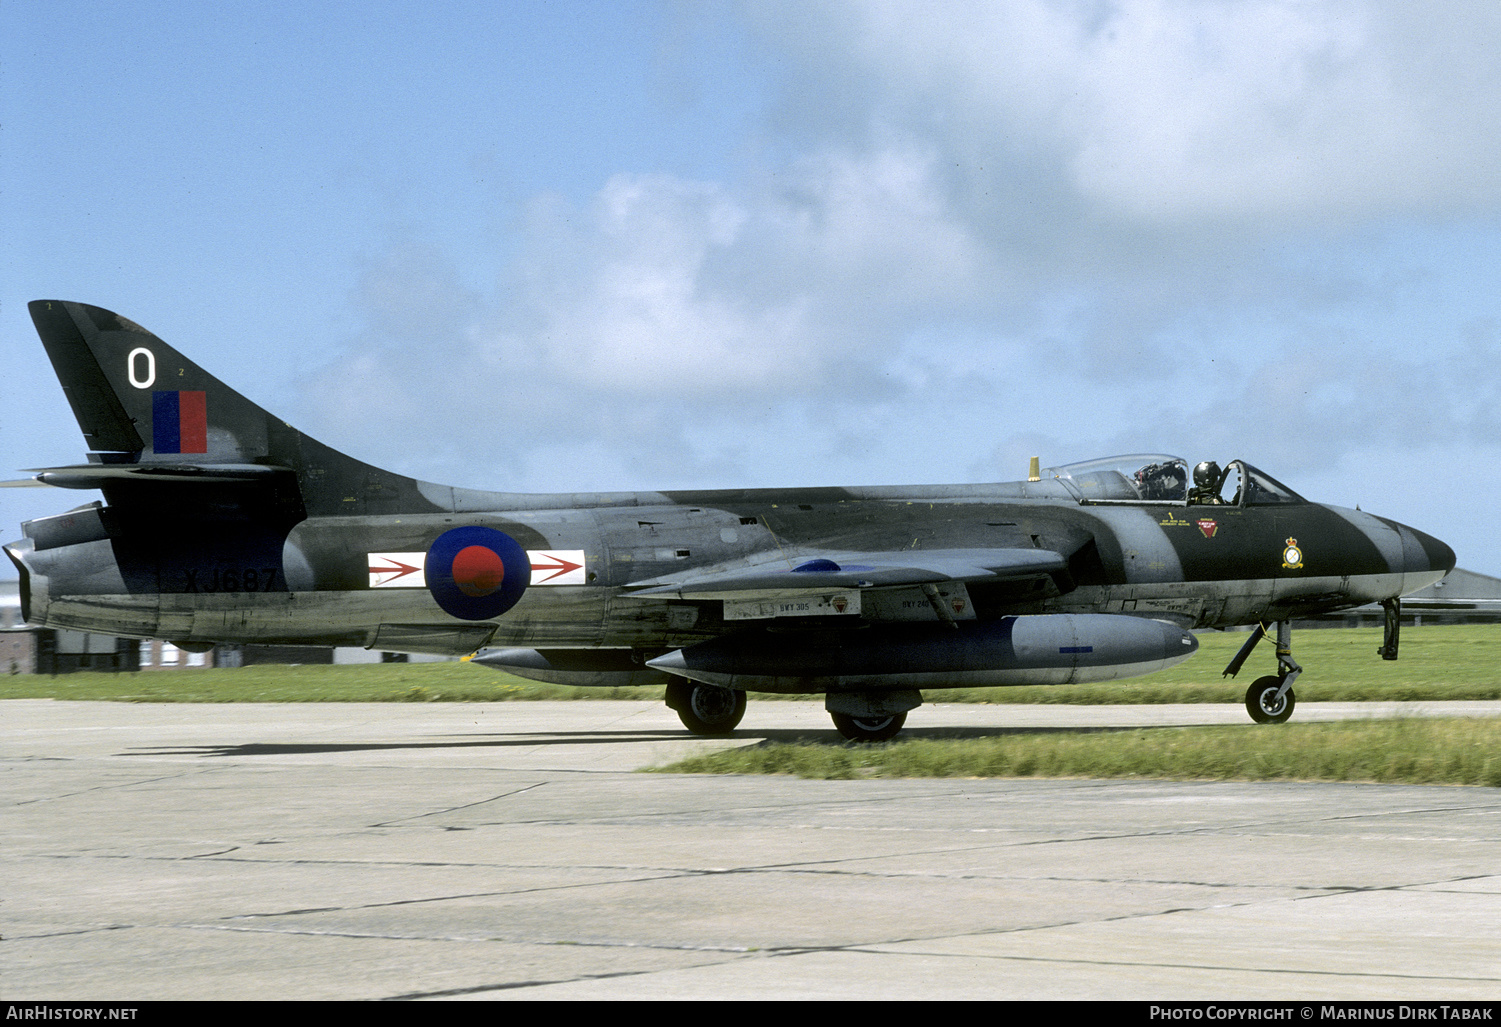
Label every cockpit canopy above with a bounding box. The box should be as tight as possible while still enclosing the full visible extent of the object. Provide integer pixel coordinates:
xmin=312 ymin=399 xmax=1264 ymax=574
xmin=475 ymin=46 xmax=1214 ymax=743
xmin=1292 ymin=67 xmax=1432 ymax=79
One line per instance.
xmin=1042 ymin=454 xmax=1305 ymax=507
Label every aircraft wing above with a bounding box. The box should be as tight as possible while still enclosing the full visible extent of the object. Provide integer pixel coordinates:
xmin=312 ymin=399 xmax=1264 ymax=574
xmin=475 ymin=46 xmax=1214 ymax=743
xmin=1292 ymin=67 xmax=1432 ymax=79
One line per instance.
xmin=625 ymin=547 xmax=1066 ymax=600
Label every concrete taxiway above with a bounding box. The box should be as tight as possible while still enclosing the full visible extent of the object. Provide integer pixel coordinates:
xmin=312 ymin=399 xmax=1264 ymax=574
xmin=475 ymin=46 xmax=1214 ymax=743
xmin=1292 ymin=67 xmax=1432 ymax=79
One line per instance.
xmin=3 ymin=698 xmax=1500 ymax=1001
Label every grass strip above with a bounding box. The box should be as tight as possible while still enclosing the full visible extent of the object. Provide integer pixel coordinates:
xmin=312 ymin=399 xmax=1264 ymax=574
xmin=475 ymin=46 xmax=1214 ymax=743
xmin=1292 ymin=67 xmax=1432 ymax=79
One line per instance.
xmin=649 ymin=717 xmax=1501 ymax=787
xmin=2 ymin=625 xmax=1497 ymax=704
xmin=0 ymin=661 xmax=663 ymax=703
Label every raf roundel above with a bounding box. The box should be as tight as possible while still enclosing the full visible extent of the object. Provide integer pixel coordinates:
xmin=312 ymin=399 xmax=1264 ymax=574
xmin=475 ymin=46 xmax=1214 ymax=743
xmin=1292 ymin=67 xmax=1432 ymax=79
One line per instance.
xmin=426 ymin=526 xmax=530 ymax=620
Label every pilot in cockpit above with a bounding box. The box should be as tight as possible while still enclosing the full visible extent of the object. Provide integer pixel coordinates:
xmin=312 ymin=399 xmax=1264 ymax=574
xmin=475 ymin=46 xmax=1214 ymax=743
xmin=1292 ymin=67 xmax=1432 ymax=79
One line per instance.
xmin=1189 ymin=461 xmax=1229 ymax=505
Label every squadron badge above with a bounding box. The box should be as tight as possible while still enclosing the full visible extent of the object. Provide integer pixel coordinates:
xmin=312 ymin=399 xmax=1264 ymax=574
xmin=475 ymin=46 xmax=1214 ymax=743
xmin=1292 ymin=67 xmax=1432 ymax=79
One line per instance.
xmin=1282 ymin=537 xmax=1304 ymax=570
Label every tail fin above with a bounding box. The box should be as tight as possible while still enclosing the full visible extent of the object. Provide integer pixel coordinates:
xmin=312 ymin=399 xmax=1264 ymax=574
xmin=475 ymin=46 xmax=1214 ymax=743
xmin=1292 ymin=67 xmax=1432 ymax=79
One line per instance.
xmin=30 ymin=300 xmax=270 ymax=462
xmin=27 ymin=300 xmax=434 ymax=517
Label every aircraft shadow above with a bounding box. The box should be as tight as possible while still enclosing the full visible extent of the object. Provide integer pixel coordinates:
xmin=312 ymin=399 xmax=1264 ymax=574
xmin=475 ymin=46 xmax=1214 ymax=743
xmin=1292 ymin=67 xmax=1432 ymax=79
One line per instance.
xmin=125 ymin=724 xmax=1148 ymax=758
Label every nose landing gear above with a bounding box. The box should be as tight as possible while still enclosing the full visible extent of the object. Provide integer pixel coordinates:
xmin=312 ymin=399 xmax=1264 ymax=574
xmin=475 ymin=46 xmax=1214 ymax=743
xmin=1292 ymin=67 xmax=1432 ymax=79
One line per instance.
xmin=1224 ymin=620 xmax=1302 ymax=724
xmin=1245 ymin=675 xmax=1296 ymax=724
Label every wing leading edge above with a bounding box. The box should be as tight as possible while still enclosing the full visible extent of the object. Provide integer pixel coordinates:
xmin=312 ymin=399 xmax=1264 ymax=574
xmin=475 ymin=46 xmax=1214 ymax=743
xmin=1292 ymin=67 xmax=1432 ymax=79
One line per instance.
xmin=624 ymin=547 xmax=1067 ymax=601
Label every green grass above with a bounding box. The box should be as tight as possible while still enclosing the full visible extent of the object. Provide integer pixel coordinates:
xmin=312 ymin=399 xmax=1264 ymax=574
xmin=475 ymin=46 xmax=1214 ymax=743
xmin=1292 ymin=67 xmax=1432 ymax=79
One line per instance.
xmin=650 ymin=718 xmax=1501 ymax=787
xmin=0 ymin=659 xmax=665 ymax=703
xmin=926 ymin=624 xmax=1501 ymax=704
xmin=3 ymin=624 xmax=1498 ymax=704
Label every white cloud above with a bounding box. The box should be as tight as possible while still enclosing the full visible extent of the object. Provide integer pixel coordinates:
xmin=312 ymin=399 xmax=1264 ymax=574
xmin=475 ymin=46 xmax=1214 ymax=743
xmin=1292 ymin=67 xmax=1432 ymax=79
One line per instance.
xmin=517 ymin=174 xmax=812 ymax=393
xmin=496 ymin=143 xmax=994 ymax=396
xmin=751 ymin=0 xmax=1501 ymax=226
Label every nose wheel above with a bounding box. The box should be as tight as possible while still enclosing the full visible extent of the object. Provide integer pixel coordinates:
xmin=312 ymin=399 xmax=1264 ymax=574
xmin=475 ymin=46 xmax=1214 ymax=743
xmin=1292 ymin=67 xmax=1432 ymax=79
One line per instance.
xmin=1245 ymin=675 xmax=1296 ymax=724
xmin=1224 ymin=619 xmax=1303 ymax=724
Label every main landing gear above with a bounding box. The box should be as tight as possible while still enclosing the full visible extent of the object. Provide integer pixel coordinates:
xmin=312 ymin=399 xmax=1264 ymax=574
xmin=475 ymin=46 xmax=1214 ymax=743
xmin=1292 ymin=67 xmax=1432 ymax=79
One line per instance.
xmin=664 ymin=680 xmax=746 ymax=735
xmin=663 ymin=682 xmax=922 ymax=742
xmin=826 ymin=690 xmax=922 ymax=742
xmin=830 ymin=711 xmax=907 ymax=742
xmin=1224 ymin=620 xmax=1302 ymax=724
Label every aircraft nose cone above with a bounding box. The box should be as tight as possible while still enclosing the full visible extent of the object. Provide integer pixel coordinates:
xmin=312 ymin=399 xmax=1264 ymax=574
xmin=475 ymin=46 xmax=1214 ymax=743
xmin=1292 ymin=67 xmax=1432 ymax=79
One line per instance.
xmin=1404 ymin=525 xmax=1456 ymax=576
xmin=1393 ymin=521 xmax=1455 ymax=591
xmin=1416 ymin=528 xmax=1456 ymax=576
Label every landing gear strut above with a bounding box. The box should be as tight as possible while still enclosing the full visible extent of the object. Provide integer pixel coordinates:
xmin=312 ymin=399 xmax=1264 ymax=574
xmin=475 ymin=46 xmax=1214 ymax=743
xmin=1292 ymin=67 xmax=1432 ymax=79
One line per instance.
xmin=1224 ymin=620 xmax=1302 ymax=724
xmin=664 ymin=680 xmax=746 ymax=735
xmin=1377 ymin=597 xmax=1401 ymax=661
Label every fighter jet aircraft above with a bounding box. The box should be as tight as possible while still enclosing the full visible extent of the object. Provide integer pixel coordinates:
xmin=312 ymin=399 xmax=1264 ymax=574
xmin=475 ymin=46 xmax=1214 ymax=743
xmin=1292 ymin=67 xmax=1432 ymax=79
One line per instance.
xmin=6 ymin=301 xmax=1455 ymax=739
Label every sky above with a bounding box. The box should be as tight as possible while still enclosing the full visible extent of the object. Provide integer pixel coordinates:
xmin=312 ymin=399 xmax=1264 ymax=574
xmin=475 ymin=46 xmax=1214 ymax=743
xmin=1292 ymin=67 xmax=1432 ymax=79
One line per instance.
xmin=3 ymin=0 xmax=1500 ymax=576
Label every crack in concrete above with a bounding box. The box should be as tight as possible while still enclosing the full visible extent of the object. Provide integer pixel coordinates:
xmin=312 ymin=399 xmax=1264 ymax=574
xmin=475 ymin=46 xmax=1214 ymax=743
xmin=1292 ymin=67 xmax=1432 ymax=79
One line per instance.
xmin=225 ymin=871 xmax=697 ymax=919
xmin=4 ymin=769 xmax=207 ymax=807
xmin=19 ymin=848 xmax=1488 ymax=900
xmin=812 ymin=944 xmax=1501 ymax=984
xmin=370 ymin=781 xmax=548 ymax=827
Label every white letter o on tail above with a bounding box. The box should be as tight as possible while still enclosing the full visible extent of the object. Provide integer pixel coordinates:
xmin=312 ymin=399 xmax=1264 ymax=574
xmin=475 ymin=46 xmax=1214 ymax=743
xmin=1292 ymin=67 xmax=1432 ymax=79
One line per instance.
xmin=127 ymin=348 xmax=156 ymax=389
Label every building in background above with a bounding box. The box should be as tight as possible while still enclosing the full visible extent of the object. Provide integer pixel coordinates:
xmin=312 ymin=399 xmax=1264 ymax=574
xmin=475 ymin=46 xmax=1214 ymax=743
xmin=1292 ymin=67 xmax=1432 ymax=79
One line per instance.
xmin=138 ymin=639 xmax=213 ymax=670
xmin=2 ymin=579 xmax=35 ymax=674
xmin=1313 ymin=569 xmax=1501 ymax=628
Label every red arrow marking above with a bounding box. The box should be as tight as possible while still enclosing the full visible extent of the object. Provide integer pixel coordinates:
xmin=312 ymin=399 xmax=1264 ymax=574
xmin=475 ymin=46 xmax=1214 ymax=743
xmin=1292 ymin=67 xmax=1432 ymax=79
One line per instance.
xmin=529 ymin=554 xmax=583 ymax=583
xmin=369 ymin=558 xmax=422 ymax=584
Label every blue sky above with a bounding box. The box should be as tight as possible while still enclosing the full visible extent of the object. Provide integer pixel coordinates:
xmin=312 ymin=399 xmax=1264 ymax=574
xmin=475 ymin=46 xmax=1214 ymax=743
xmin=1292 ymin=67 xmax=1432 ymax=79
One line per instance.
xmin=4 ymin=0 xmax=1500 ymax=576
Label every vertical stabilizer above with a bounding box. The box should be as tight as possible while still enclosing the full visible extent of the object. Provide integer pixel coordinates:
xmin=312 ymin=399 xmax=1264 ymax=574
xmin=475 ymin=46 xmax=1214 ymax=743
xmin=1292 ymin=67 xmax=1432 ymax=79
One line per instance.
xmin=29 ymin=300 xmax=277 ymax=464
xmin=26 ymin=300 xmax=440 ymax=517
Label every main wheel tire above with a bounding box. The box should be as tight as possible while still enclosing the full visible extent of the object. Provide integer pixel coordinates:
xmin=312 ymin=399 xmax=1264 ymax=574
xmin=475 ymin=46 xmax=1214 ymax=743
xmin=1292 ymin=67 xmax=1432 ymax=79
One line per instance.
xmin=666 ymin=681 xmax=746 ymax=736
xmin=831 ymin=711 xmax=907 ymax=742
xmin=1245 ymin=676 xmax=1296 ymax=724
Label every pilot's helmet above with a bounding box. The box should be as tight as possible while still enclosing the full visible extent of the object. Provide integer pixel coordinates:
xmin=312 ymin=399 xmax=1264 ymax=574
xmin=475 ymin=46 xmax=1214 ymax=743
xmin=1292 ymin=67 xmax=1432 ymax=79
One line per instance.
xmin=1193 ymin=461 xmax=1221 ymax=488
